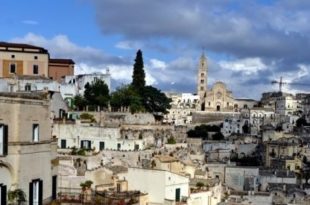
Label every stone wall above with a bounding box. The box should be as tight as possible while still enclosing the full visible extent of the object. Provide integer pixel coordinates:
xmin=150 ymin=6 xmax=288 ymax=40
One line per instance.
xmin=192 ymin=111 xmax=240 ymax=124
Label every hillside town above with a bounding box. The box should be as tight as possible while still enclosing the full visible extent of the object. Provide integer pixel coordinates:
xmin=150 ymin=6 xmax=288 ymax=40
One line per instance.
xmin=1 ymin=41 xmax=310 ymax=205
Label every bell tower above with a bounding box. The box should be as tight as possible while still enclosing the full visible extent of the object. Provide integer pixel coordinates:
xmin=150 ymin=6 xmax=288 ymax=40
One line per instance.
xmin=197 ymin=53 xmax=207 ymax=111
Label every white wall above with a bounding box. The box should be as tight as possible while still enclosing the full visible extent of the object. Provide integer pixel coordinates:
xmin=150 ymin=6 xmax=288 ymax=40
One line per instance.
xmin=53 ymin=123 xmax=146 ymax=151
xmin=118 ymin=168 xmax=189 ymax=204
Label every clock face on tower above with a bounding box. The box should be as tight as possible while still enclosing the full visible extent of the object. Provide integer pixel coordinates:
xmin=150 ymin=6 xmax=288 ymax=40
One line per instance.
xmin=216 ymin=92 xmax=222 ymax=99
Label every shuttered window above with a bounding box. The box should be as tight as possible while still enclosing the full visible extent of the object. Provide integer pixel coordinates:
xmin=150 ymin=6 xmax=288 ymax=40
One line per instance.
xmin=33 ymin=124 xmax=39 ymax=142
xmin=0 ymin=124 xmax=8 ymax=156
xmin=29 ymin=179 xmax=43 ymax=205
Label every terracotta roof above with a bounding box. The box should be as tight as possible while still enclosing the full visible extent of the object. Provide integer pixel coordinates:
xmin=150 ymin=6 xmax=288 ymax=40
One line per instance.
xmin=49 ymin=58 xmax=75 ymax=64
xmin=0 ymin=41 xmax=48 ymax=53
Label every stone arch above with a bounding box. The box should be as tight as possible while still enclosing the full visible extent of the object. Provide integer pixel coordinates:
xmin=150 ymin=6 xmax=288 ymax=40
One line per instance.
xmin=0 ymin=161 xmax=15 ymax=188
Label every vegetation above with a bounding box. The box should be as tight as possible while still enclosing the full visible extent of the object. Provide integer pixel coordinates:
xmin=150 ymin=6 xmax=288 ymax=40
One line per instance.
xmin=80 ymin=180 xmax=93 ymax=191
xmin=84 ymin=80 xmax=110 ymax=110
xmin=131 ymin=49 xmax=145 ymax=91
xmin=142 ymin=86 xmax=172 ymax=114
xmin=110 ymin=85 xmax=144 ymax=113
xmin=167 ymin=136 xmax=176 ymax=144
xmin=296 ymin=117 xmax=308 ymax=127
xmin=80 ymin=113 xmax=96 ymax=122
xmin=73 ymin=94 xmax=87 ymax=111
xmin=196 ymin=182 xmax=205 ymax=189
xmin=8 ymin=189 xmax=26 ymax=205
xmin=187 ymin=124 xmax=222 ymax=140
xmin=211 ymin=132 xmax=224 ymax=140
xmin=73 ymin=50 xmax=171 ymax=115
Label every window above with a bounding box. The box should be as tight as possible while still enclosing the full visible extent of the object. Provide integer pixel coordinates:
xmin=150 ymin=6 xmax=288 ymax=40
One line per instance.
xmin=11 ymin=55 xmax=15 ymax=59
xmin=34 ymin=56 xmax=38 ymax=60
xmin=200 ymin=86 xmax=204 ymax=91
xmin=10 ymin=63 xmax=16 ymax=74
xmin=60 ymin=139 xmax=66 ymax=149
xmin=29 ymin=179 xmax=42 ymax=205
xmin=80 ymin=140 xmax=91 ymax=149
xmin=0 ymin=184 xmax=7 ymax=205
xmin=33 ymin=65 xmax=39 ymax=74
xmin=0 ymin=124 xmax=8 ymax=156
xmin=117 ymin=183 xmax=121 ymax=192
xmin=33 ymin=124 xmax=39 ymax=142
xmin=200 ymin=80 xmax=204 ymax=83
xmin=99 ymin=142 xmax=105 ymax=150
xmin=25 ymin=84 xmax=31 ymax=91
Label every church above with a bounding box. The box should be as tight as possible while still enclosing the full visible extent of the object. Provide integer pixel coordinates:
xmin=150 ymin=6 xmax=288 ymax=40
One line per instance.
xmin=196 ymin=54 xmax=256 ymax=112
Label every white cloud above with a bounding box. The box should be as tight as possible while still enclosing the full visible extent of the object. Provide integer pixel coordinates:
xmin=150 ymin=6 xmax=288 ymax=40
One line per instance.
xmin=11 ymin=33 xmax=123 ymax=65
xmin=219 ymin=58 xmax=267 ymax=75
xmin=149 ymin=59 xmax=167 ymax=70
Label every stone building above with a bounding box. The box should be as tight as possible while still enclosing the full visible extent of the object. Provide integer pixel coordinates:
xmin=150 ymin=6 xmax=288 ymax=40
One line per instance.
xmin=196 ymin=53 xmax=256 ymax=112
xmin=48 ymin=58 xmax=75 ymax=82
xmin=0 ymin=42 xmax=49 ymax=78
xmin=204 ymin=81 xmax=235 ymax=112
xmin=0 ymin=92 xmax=58 ymax=204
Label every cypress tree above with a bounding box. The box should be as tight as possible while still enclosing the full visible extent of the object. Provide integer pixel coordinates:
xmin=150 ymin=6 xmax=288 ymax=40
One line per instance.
xmin=131 ymin=49 xmax=145 ymax=90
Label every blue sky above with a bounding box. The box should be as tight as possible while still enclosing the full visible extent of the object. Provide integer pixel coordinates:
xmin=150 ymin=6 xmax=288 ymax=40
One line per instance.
xmin=2 ymin=0 xmax=310 ymax=99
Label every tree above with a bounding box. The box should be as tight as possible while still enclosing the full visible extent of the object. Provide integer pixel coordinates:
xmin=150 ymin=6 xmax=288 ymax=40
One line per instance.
xmin=84 ymin=79 xmax=110 ymax=110
xmin=110 ymin=85 xmax=144 ymax=113
xmin=212 ymin=132 xmax=224 ymax=140
xmin=73 ymin=94 xmax=87 ymax=111
xmin=8 ymin=189 xmax=26 ymax=205
xmin=187 ymin=124 xmax=221 ymax=140
xmin=142 ymin=86 xmax=172 ymax=114
xmin=131 ymin=49 xmax=145 ymax=91
xmin=296 ymin=117 xmax=307 ymax=127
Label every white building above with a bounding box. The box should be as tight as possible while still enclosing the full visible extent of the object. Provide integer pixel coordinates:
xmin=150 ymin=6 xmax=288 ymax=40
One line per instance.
xmin=61 ymin=72 xmax=111 ymax=99
xmin=275 ymin=95 xmax=298 ymax=116
xmin=118 ymin=167 xmax=189 ymax=204
xmin=221 ymin=118 xmax=248 ymax=137
xmin=0 ymin=75 xmax=59 ymax=93
xmin=53 ymin=122 xmax=146 ymax=151
xmin=164 ymin=93 xmax=198 ymax=125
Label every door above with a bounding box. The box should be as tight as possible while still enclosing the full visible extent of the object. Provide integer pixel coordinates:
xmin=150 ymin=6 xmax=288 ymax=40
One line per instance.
xmin=52 ymin=176 xmax=57 ymax=200
xmin=61 ymin=139 xmax=66 ymax=149
xmin=0 ymin=184 xmax=7 ymax=205
xmin=99 ymin=142 xmax=105 ymax=150
xmin=175 ymin=188 xmax=181 ymax=202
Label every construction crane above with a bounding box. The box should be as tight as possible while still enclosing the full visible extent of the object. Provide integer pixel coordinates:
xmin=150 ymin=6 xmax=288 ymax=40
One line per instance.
xmin=271 ymin=77 xmax=310 ymax=92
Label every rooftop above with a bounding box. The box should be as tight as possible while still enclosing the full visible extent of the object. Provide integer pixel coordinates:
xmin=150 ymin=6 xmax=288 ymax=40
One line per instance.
xmin=49 ymin=58 xmax=75 ymax=64
xmin=0 ymin=41 xmax=48 ymax=54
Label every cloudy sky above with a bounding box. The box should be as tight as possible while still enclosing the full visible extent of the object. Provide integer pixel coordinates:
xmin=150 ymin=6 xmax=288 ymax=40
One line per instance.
xmin=2 ymin=0 xmax=310 ymax=99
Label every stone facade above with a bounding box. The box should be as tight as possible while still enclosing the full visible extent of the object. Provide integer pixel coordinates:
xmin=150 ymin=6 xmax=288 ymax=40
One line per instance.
xmin=0 ymin=92 xmax=58 ymax=204
xmin=0 ymin=42 xmax=49 ymax=78
xmin=196 ymin=54 xmax=256 ymax=112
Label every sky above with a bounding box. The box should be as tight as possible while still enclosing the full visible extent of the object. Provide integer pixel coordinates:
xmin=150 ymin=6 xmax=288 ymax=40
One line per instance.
xmin=1 ymin=0 xmax=310 ymax=99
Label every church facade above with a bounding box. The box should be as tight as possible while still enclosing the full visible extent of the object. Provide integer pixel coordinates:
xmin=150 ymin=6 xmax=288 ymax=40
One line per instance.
xmin=196 ymin=54 xmax=256 ymax=112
